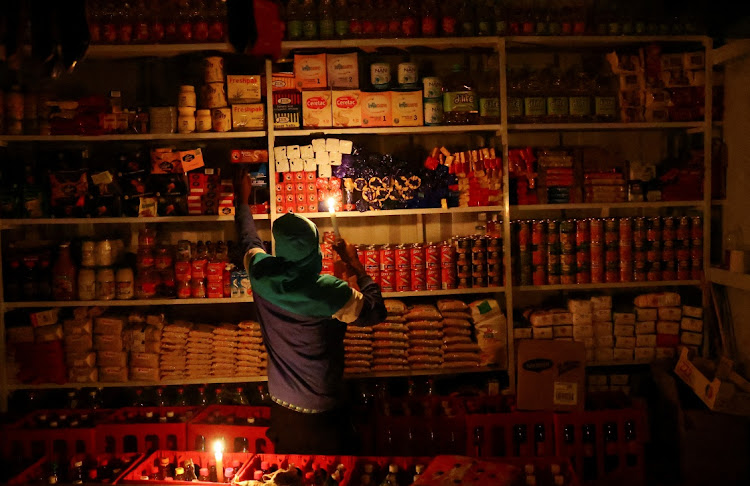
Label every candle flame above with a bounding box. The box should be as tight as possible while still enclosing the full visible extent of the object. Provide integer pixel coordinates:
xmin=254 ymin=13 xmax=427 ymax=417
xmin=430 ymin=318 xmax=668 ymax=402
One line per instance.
xmin=213 ymin=439 xmax=224 ymax=455
xmin=327 ymin=197 xmax=336 ymax=213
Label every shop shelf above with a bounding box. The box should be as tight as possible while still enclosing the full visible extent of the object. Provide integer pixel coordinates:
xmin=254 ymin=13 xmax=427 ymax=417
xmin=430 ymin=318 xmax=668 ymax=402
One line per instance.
xmin=516 ymin=280 xmax=701 ymax=292
xmin=0 ymin=131 xmax=267 ymax=142
xmin=282 ymin=36 xmax=502 ymax=52
xmin=512 ymin=201 xmax=705 ymax=211
xmin=86 ymin=43 xmax=232 ymax=59
xmin=381 ymin=287 xmax=504 ymax=298
xmin=2 ymin=297 xmax=254 ymax=310
xmin=274 ymin=124 xmax=504 ymax=137
xmin=507 ymin=34 xmax=708 ymax=48
xmin=289 ymin=206 xmax=503 ymax=220
xmin=508 ymin=121 xmax=705 ymax=131
xmin=345 ymin=366 xmax=506 ymax=380
xmin=187 ymin=405 xmax=272 ymax=454
xmin=6 ymin=375 xmax=269 ymax=391
xmin=712 ymin=39 xmax=750 ymax=65
xmin=0 ymin=214 xmax=268 ymax=228
xmin=120 ymin=450 xmax=255 ymax=485
xmin=708 ymin=267 xmax=750 ymax=291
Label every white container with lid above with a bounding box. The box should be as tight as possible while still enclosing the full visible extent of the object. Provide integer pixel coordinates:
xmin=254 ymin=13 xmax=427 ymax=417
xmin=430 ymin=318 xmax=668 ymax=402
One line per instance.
xmin=96 ymin=268 xmax=116 ymax=301
xmin=178 ymin=85 xmax=197 ymax=108
xmin=196 ymin=109 xmax=212 ymax=132
xmin=78 ymin=268 xmax=96 ymax=301
xmin=178 ymin=107 xmax=196 ymax=133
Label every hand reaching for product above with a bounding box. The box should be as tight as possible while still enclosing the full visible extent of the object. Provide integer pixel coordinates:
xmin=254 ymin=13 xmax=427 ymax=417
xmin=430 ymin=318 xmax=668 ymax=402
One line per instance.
xmin=334 ymin=238 xmax=366 ymax=276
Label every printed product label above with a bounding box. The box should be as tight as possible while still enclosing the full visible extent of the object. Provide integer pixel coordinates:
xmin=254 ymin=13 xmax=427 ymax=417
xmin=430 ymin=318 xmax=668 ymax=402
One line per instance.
xmin=553 ymin=381 xmax=578 ymax=406
xmin=595 ymin=96 xmax=617 ymax=117
xmin=320 ymin=19 xmax=334 ymax=38
xmin=524 ymin=97 xmax=546 ymax=117
xmin=569 ymin=96 xmax=592 ymax=116
xmin=424 ymin=99 xmax=444 ymax=125
xmin=479 ymin=97 xmax=500 ymax=118
xmin=546 ymin=96 xmax=570 ymax=116
xmin=443 ymin=91 xmax=477 ymax=114
xmin=507 ymin=97 xmax=523 ymax=118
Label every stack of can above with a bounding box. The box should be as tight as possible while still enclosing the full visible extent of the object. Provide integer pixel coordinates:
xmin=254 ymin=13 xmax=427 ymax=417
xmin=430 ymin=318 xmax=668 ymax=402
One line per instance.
xmin=514 ymin=215 xmax=703 ymax=285
xmin=321 ymin=231 xmax=337 ymax=276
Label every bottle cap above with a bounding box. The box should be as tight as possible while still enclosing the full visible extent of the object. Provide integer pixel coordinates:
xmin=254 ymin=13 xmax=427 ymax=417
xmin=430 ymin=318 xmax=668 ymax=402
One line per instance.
xmin=199 ymin=468 xmax=209 ymax=477
xmin=74 ymin=461 xmax=83 ymax=468
xmin=389 ymin=464 xmax=398 ymax=473
xmin=224 ymin=467 xmax=234 ymax=476
xmin=550 ymin=464 xmax=561 ymax=475
xmin=175 ymin=468 xmax=185 ymax=475
xmin=253 ymin=471 xmax=264 ymax=480
xmin=231 ymin=460 xmax=241 ymax=468
xmin=160 ymin=458 xmax=170 ymax=466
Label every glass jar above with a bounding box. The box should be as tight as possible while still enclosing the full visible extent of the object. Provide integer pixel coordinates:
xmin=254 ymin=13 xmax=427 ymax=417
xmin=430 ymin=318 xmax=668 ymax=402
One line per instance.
xmin=116 ymin=267 xmax=135 ymax=300
xmin=136 ymin=268 xmax=159 ymax=299
xmin=176 ymin=279 xmax=192 ymax=299
xmin=137 ymin=248 xmax=155 ymax=269
xmin=138 ymin=228 xmax=156 ymax=248
xmin=191 ymin=279 xmax=207 ymax=298
xmin=81 ymin=240 xmax=96 ymax=268
xmin=78 ymin=268 xmax=97 ymax=301
xmin=95 ymin=239 xmax=114 ymax=267
xmin=52 ymin=242 xmax=77 ymax=301
xmin=95 ymin=267 xmax=116 ymax=301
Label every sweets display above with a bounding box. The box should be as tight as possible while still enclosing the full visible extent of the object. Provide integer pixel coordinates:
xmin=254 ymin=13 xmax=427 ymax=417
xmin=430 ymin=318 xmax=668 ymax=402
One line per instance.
xmin=514 ymin=291 xmax=703 ymax=364
xmin=344 ymin=298 xmax=505 ymax=374
xmin=512 ymin=215 xmax=703 ymax=286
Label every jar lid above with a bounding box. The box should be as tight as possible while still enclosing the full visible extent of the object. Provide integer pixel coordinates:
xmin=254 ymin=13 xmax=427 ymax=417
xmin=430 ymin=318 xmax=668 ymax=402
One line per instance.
xmin=180 ymin=85 xmax=195 ymax=92
xmin=178 ymin=107 xmax=196 ymax=115
xmin=196 ymin=109 xmax=211 ymax=116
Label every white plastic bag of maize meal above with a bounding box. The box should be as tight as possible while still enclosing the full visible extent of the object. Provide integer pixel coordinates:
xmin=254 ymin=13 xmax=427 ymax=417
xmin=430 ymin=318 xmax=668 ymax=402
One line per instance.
xmin=469 ymin=299 xmax=507 ymax=366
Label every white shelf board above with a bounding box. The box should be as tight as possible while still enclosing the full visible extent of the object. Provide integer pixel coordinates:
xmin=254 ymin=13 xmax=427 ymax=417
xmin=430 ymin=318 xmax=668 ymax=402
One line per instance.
xmin=507 ymin=35 xmax=708 ymax=48
xmin=3 ymin=297 xmax=254 ymax=310
xmin=708 ymin=267 xmax=750 ymax=292
xmin=508 ymin=122 xmax=704 ymax=131
xmin=6 ymin=367 xmax=505 ymax=390
xmin=0 ymin=131 xmax=267 ymax=142
xmin=282 ymin=37 xmax=502 ymax=51
xmin=513 ymin=201 xmax=705 ymax=211
xmin=290 ymin=206 xmax=503 ymax=220
xmin=517 ymin=280 xmax=701 ymax=292
xmin=275 ymin=125 xmax=503 ymax=137
xmin=85 ymin=43 xmax=233 ymax=59
xmin=0 ymin=215 xmax=268 ymax=228
xmin=382 ymin=287 xmax=504 ymax=298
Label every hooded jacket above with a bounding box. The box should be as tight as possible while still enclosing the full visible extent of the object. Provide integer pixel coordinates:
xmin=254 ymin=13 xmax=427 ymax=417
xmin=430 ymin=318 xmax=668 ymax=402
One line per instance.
xmin=237 ymin=203 xmax=386 ymax=412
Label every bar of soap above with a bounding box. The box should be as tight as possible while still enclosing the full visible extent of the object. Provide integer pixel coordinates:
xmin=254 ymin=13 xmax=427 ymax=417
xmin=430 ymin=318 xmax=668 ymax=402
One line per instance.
xmin=94 ymin=317 xmax=125 ymax=335
xmin=613 ymin=313 xmax=636 ymax=325
xmin=682 ymin=305 xmax=703 ymax=319
xmin=636 ymin=321 xmax=656 ymax=335
xmin=658 ymin=307 xmax=682 ymax=321
xmin=590 ymin=295 xmax=612 ymax=310
xmin=553 ymin=325 xmax=573 ymax=338
xmin=594 ymin=322 xmax=613 ymax=336
xmin=568 ymin=299 xmax=592 ymax=314
xmin=573 ymin=324 xmax=594 ymax=339
xmin=613 ymin=348 xmax=634 ymax=361
xmin=655 ymin=347 xmax=676 ymax=359
xmin=656 ymin=321 xmax=680 ymax=335
xmin=64 ymin=318 xmax=93 ymax=335
xmin=595 ymin=335 xmax=614 ymax=348
xmin=533 ymin=327 xmax=553 ymax=339
xmin=595 ymin=348 xmax=615 ymax=362
xmin=636 ymin=334 xmax=657 ymax=347
xmin=635 ymin=307 xmax=657 ymax=322
xmin=635 ymin=347 xmax=656 ymax=361
xmin=616 ymin=336 xmax=636 ymax=349
xmin=514 ymin=328 xmax=532 ymax=339
xmin=614 ymin=324 xmax=634 ymax=337
xmin=572 ymin=313 xmax=593 ymax=326
xmin=681 ymin=331 xmax=703 ymax=346
xmin=97 ymin=351 xmax=127 ymax=367
xmin=299 ymin=144 xmax=314 ymax=159
xmin=593 ymin=309 xmax=612 ymax=322
xmin=681 ymin=317 xmax=704 ymax=333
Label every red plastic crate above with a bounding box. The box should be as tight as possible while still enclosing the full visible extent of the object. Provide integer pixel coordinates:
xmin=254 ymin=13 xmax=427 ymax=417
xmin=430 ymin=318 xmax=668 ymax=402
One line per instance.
xmin=187 ymin=405 xmax=273 ymax=454
xmin=3 ymin=409 xmax=109 ymax=460
xmin=553 ymin=405 xmax=648 ymax=486
xmin=466 ymin=411 xmax=557 ymax=458
xmin=6 ymin=457 xmax=47 ymax=485
xmin=346 ymin=456 xmax=433 ymax=486
xmin=7 ymin=453 xmax=142 ymax=485
xmin=234 ymin=453 xmax=356 ymax=484
xmin=96 ymin=407 xmax=200 ymax=454
xmin=120 ymin=450 xmax=255 ymax=484
xmin=413 ymin=455 xmax=580 ymax=486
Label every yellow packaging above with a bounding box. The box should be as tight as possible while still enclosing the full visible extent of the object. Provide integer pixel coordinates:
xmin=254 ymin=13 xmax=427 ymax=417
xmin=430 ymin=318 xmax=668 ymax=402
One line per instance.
xmin=232 ymin=104 xmax=266 ymax=130
xmin=361 ymin=91 xmax=392 ymax=127
xmin=332 ymin=90 xmax=361 ymax=127
xmin=226 ymin=75 xmax=262 ymax=103
xmin=327 ymin=52 xmax=359 ymax=89
xmin=391 ymin=90 xmax=423 ymax=127
xmin=294 ymin=53 xmax=327 ymax=90
xmin=302 ymin=90 xmax=332 ymax=128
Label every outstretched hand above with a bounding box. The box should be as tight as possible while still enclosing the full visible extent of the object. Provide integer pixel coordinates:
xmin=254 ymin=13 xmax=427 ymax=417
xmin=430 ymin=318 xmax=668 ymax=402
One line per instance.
xmin=333 ymin=238 xmax=365 ymax=274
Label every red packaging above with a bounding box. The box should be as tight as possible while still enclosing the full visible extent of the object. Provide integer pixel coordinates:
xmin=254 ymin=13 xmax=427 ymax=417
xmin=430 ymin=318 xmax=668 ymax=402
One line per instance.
xmin=533 ymin=266 xmax=546 ymax=286
xmin=380 ymin=270 xmax=395 ymax=292
xmin=532 ymin=221 xmax=546 ymax=245
xmin=396 ymin=244 xmax=411 ymax=271
xmin=305 ymin=171 xmax=316 ymax=182
xmin=426 ymin=268 xmax=440 ymax=291
xmin=206 ymin=261 xmax=224 ymax=282
xmin=321 ymin=259 xmax=334 ymax=275
xmin=321 ymin=243 xmax=334 ymax=260
xmin=441 ymin=267 xmax=456 ymax=290
xmin=230 ymin=149 xmax=269 ymax=163
xmin=518 ymin=221 xmax=531 ymax=246
xmin=440 ymin=242 xmax=456 ymax=268
xmin=410 ymin=269 xmax=426 ymax=291
xmin=657 ymin=334 xmax=680 ymax=347
xmin=410 ymin=243 xmax=425 ymax=269
xmin=283 ymin=173 xmax=293 ymax=182
xmin=207 ymin=280 xmax=223 ymax=298
xmin=175 ymin=261 xmax=191 ymax=280
xmin=576 ymin=270 xmax=590 ymax=284
xmin=379 ymin=245 xmax=395 ymax=271
xmin=425 ymin=243 xmax=440 ymax=269
xmin=691 ymin=244 xmax=703 ymax=261
xmin=590 ymin=262 xmax=604 ymax=283
xmin=284 ymin=182 xmax=295 ymax=193
xmin=294 ymin=172 xmax=305 ymax=182
xmin=590 ymin=218 xmax=604 ymax=242
xmin=619 ymin=217 xmax=633 ymax=240
xmin=690 ymin=216 xmax=703 ymax=239
xmin=396 ymin=270 xmax=411 ymax=292
xmin=296 ymin=204 xmax=306 ymax=213
xmin=176 ymin=280 xmax=191 ymax=298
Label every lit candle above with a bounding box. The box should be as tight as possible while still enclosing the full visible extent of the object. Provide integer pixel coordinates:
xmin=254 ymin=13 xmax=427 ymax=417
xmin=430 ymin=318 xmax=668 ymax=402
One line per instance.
xmin=213 ymin=439 xmax=225 ymax=483
xmin=327 ymin=197 xmax=340 ymax=239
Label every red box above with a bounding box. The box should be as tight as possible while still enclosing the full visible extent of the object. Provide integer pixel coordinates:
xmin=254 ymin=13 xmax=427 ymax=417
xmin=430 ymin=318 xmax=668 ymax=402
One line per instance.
xmin=317 ymin=189 xmax=329 ymax=202
xmin=275 ymin=194 xmax=284 ymax=204
xmin=305 ymin=182 xmax=316 ymax=193
xmin=187 ymin=406 xmax=272 ymax=454
xmin=294 ymin=182 xmax=305 ymax=193
xmin=466 ymin=411 xmax=556 ymax=458
xmin=305 ymin=171 xmax=316 ymax=181
xmin=285 ymin=193 xmax=295 ymax=204
xmin=284 ymin=183 xmax=295 ymax=194
xmin=554 ymin=404 xmax=648 ymax=484
xmin=296 ymin=204 xmax=307 ymax=213
xmin=275 ymin=183 xmax=284 ymax=194
xmin=657 ymin=334 xmax=680 ymax=347
xmin=276 ymin=205 xmax=286 ymax=214
xmin=294 ymin=172 xmax=305 ymax=182
xmin=307 ymin=204 xmax=318 ymax=212
xmin=120 ymin=450 xmax=255 ymax=485
xmin=316 ymin=177 xmax=330 ymax=190
xmin=283 ymin=173 xmax=293 ymax=182
xmin=4 ymin=409 xmax=109 ymax=459
xmin=8 ymin=453 xmax=142 ymax=486
xmin=96 ymin=407 xmax=199 ymax=454
xmin=230 ymin=149 xmax=269 ymax=163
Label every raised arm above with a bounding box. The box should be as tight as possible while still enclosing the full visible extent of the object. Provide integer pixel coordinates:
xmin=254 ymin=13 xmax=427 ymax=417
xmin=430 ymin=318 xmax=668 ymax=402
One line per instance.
xmin=234 ymin=169 xmax=265 ymax=262
xmin=331 ymin=239 xmax=387 ymax=326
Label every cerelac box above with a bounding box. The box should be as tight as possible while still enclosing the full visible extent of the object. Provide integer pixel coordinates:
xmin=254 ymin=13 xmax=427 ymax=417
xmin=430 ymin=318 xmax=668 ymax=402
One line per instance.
xmin=361 ymin=91 xmax=392 ymax=127
xmin=327 ymin=52 xmax=359 ymax=89
xmin=294 ymin=53 xmax=327 ymax=90
xmin=391 ymin=90 xmax=423 ymax=127
xmin=332 ymin=90 xmax=361 ymax=127
xmin=302 ymin=90 xmax=332 ymax=128
xmin=516 ymin=339 xmax=586 ymax=412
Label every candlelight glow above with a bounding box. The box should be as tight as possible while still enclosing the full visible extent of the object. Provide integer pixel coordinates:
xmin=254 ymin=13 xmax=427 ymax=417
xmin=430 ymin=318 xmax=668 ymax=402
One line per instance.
xmin=327 ymin=197 xmax=336 ymax=213
xmin=213 ymin=439 xmax=224 ymax=456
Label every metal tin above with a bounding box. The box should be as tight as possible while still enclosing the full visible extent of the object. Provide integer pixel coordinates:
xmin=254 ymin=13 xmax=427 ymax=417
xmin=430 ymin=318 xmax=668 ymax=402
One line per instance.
xmin=487 ymin=247 xmax=502 ymax=265
xmin=590 ymin=218 xmax=604 ymax=243
xmin=424 ymin=98 xmax=444 ymax=126
xmin=473 ymin=275 xmax=489 ymax=288
xmin=605 ymin=269 xmax=619 ymax=283
xmin=532 ymin=220 xmax=546 ymax=246
xmin=440 ymin=242 xmax=456 ymax=267
xmin=690 ymin=216 xmax=703 ymax=239
xmin=422 ymin=77 xmax=442 ymax=99
xmin=410 ymin=243 xmax=425 ymax=269
xmin=677 ymin=217 xmax=691 ymax=240
xmin=425 ymin=243 xmax=440 ymax=269
xmin=370 ymin=63 xmax=392 ymax=89
xmin=396 ymin=269 xmax=411 ymax=292
xmin=321 ymin=243 xmax=334 ymax=260
xmin=379 ymin=244 xmax=395 ymax=271
xmin=532 ymin=249 xmax=546 ymax=266
xmin=426 ymin=268 xmax=441 ymax=290
xmin=576 ymin=219 xmax=590 ymax=246
xmin=395 ymin=244 xmax=411 ymax=271
xmin=397 ymin=62 xmax=419 ymax=87
xmin=662 ymin=217 xmax=676 ymax=240
xmin=517 ymin=221 xmax=531 ymax=247
xmin=410 ymin=268 xmax=426 ymax=291
xmin=532 ymin=265 xmax=547 ymax=285
xmin=647 ymin=217 xmax=662 ymax=241
xmin=441 ymin=267 xmax=456 ymax=289
xmin=380 ymin=270 xmax=395 ymax=292
xmin=619 ymin=217 xmax=633 ymax=240
xmin=457 ymin=276 xmax=471 ymax=289
xmin=472 ymin=263 xmax=488 ymax=278
xmin=489 ymin=274 xmax=503 ymax=287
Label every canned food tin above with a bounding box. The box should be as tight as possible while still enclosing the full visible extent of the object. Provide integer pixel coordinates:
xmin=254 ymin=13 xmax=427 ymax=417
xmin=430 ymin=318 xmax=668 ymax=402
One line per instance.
xmin=364 ymin=244 xmax=380 ymax=269
xmin=647 ymin=245 xmax=661 ymax=263
xmin=441 ymin=267 xmax=456 ymax=290
xmin=690 ymin=246 xmax=703 ymax=261
xmin=662 ymin=217 xmax=676 ymax=240
xmin=487 ymin=236 xmax=502 ymax=250
xmin=323 ymin=231 xmax=336 ymax=244
xmin=605 ymin=269 xmax=619 ymax=283
xmin=576 ymin=219 xmax=590 ymax=245
xmin=488 ymin=274 xmax=503 ymax=287
xmin=647 ymin=269 xmax=661 ymax=281
xmin=425 ymin=243 xmax=440 ymax=269
xmin=590 ymin=264 xmax=604 ymax=283
xmin=395 ymin=244 xmax=411 ymax=271
xmin=647 ymin=217 xmax=662 ymax=241
xmin=380 ymin=270 xmax=395 ymax=292
xmin=457 ymin=261 xmax=471 ymax=278
xmin=690 ymin=216 xmax=703 ymax=239
xmin=472 ymin=235 xmax=488 ymax=253
xmin=576 ymin=249 xmax=590 ymax=267
xmin=691 ymin=269 xmax=702 ymax=280
xmin=590 ymin=218 xmax=604 ymax=243
xmin=211 ymin=107 xmax=231 ymax=132
xmin=662 ymin=261 xmax=676 ymax=280
xmin=517 ymin=221 xmax=531 ymax=247
xmin=604 ymin=229 xmax=618 ymax=247
xmin=410 ymin=268 xmax=426 ymax=291
xmin=487 ymin=262 xmax=502 ymax=277
xmin=605 ymin=249 xmax=619 ymax=264
xmin=692 ymin=257 xmax=703 ymax=269
xmin=533 ymin=266 xmax=546 ymax=285
xmin=474 ymin=274 xmax=490 ymax=287
xmin=440 ymin=242 xmax=456 ymax=267
xmin=397 ymin=62 xmax=418 ymax=87
xmin=457 ymin=276 xmax=471 ymax=289
xmin=410 ymin=243 xmax=425 ymax=269
xmin=532 ymin=220 xmax=546 ymax=245
xmin=371 ymin=63 xmax=392 ymax=89
xmin=532 ymin=249 xmax=546 ymax=265
xmin=620 ymin=263 xmax=633 ymax=282
xmin=619 ymin=243 xmax=632 ymax=261
xmin=472 ymin=250 xmax=487 ymax=265
xmin=577 ymin=272 xmax=591 ymax=284
xmin=472 ymin=262 xmax=488 ymax=278
xmin=321 ymin=259 xmax=334 ymax=275
xmin=424 ymin=98 xmax=444 ymax=126
xmin=547 ymin=274 xmax=561 ymax=285
xmin=379 ymin=245 xmax=395 ymax=271
xmin=456 ymin=236 xmax=472 ymax=251
xmin=676 ymin=242 xmax=690 ymax=261
xmin=204 ymin=56 xmax=225 ymax=83
xmin=321 ymin=243 xmax=334 ymax=260
xmin=604 ymin=218 xmax=618 ymax=232
xmin=677 ymin=268 xmax=690 ymax=280
xmin=487 ymin=248 xmax=502 ymax=265
xmin=456 ymin=250 xmax=470 ymax=266
xmin=396 ymin=270 xmax=411 ymax=292
xmin=676 ymin=216 xmax=690 ymax=239
xmin=633 ymin=236 xmax=647 ymax=252
xmin=619 ymin=217 xmax=633 ymax=240
xmin=423 ymin=77 xmax=442 ymax=99
xmin=357 ymin=244 xmax=367 ymax=268
xmin=560 ymin=274 xmax=575 ymax=285
xmin=426 ymin=268 xmax=441 ymax=290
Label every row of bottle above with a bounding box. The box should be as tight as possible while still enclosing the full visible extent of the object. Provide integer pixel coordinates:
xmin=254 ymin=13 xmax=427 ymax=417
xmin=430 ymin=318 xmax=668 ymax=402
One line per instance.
xmin=32 ymin=455 xmax=138 ymax=485
xmin=283 ymin=0 xmax=704 ymax=41
xmin=87 ymin=0 xmax=228 ymax=44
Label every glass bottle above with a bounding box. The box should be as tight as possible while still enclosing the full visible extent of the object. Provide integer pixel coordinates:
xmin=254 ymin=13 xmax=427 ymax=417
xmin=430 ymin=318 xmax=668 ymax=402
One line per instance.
xmin=513 ymin=424 xmax=529 ymax=456
xmin=213 ymin=387 xmax=226 ymax=405
xmin=117 ymin=1 xmax=134 ymax=43
xmin=442 ymin=64 xmax=479 ymax=125
xmin=360 ymin=0 xmax=375 ymax=36
xmin=302 ymin=0 xmax=319 ymax=39
xmin=568 ymin=66 xmax=592 ymax=121
xmin=624 ymin=420 xmax=638 ymax=467
xmin=197 ymin=386 xmax=209 ymax=406
xmin=207 ymin=0 xmax=226 ymax=41
xmin=319 ymin=0 xmax=335 ymax=39
xmin=534 ymin=0 xmax=549 ymax=35
xmin=476 ymin=0 xmax=493 ymax=36
xmin=132 ymin=0 xmax=150 ymax=42
xmin=334 ymin=0 xmax=349 ymax=37
xmin=582 ymin=424 xmax=597 ymax=481
xmin=604 ymin=422 xmax=619 ymax=473
xmin=534 ymin=424 xmax=546 ymax=456
xmin=192 ymin=0 xmax=209 ymax=41
xmin=545 ymin=67 xmax=569 ymax=122
xmin=440 ymin=0 xmax=460 ymax=36
xmin=420 ymin=0 xmax=439 ymax=37
xmin=523 ymin=68 xmax=546 ymax=123
xmin=478 ymin=55 xmax=500 ymax=124
xmin=521 ymin=0 xmax=535 ymax=35
xmin=234 ymin=387 xmax=250 ymax=405
xmin=593 ymin=69 xmax=617 ymax=122
xmin=52 ymin=242 xmax=77 ymax=301
xmin=401 ymin=0 xmax=419 ymax=37
xmin=548 ymin=0 xmax=562 ymax=35
xmin=164 ymin=0 xmax=179 ymax=42
xmin=348 ymin=0 xmax=363 ymax=37
xmin=458 ymin=0 xmax=475 ymax=36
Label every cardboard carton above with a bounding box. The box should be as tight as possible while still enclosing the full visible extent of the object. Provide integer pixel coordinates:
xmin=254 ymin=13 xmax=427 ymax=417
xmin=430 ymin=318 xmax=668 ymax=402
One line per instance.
xmin=516 ymin=339 xmax=586 ymax=412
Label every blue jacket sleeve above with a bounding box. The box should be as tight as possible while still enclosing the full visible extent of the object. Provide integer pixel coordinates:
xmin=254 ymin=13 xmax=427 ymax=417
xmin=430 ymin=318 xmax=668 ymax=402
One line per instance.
xmin=236 ymin=203 xmax=265 ymax=256
xmin=350 ymin=274 xmax=387 ymax=326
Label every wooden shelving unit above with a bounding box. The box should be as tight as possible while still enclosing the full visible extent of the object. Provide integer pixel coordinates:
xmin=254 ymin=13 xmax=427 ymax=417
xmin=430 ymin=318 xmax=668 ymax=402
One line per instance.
xmin=708 ymin=267 xmax=750 ymax=292
xmin=0 ymin=34 xmax=717 ymax=410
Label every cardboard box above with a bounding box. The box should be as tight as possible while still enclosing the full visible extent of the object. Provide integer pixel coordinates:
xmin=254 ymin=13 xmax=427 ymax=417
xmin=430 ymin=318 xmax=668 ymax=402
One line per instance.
xmin=361 ymin=91 xmax=393 ymax=127
xmin=516 ymin=339 xmax=586 ymax=412
xmin=271 ymin=72 xmax=295 ymax=91
xmin=332 ymin=90 xmax=361 ymax=127
xmin=232 ymin=104 xmax=265 ymax=130
xmin=327 ymin=52 xmax=359 ymax=88
xmin=227 ymin=75 xmax=262 ymax=103
xmin=392 ymin=90 xmax=423 ymax=127
xmin=302 ymin=90 xmax=332 ymax=128
xmin=294 ymin=53 xmax=327 ymax=90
